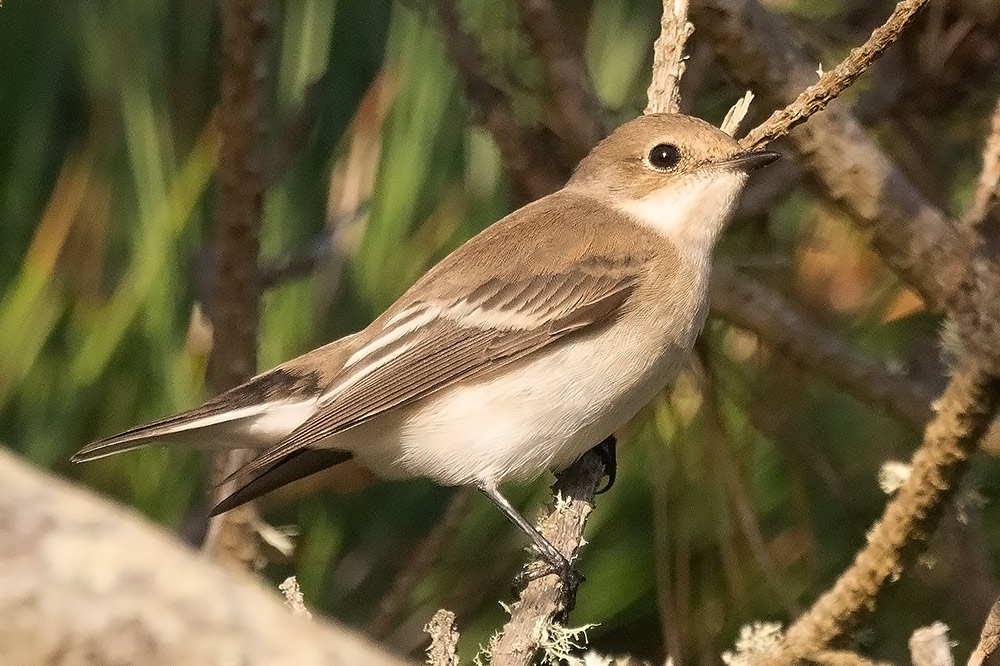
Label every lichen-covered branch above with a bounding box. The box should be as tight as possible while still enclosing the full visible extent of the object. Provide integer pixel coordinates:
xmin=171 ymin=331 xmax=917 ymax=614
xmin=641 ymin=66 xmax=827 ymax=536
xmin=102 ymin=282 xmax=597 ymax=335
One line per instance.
xmin=424 ymin=609 xmax=461 ymax=666
xmin=969 ymin=598 xmax=1000 ymax=666
xmin=489 ymin=451 xmax=607 ymax=666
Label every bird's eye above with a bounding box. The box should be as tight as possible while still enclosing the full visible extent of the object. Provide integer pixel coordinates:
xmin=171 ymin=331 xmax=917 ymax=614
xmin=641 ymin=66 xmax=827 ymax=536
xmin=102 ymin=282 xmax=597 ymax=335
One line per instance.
xmin=648 ymin=143 xmax=681 ymax=170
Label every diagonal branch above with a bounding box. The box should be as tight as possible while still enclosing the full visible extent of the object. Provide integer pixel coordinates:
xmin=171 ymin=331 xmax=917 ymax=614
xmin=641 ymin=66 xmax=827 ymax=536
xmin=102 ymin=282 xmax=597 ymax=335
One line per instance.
xmin=710 ymin=266 xmax=934 ymax=426
xmin=772 ymin=358 xmax=1000 ymax=664
xmin=969 ymin=597 xmax=1000 ymax=666
xmin=692 ymin=1 xmax=1000 ymax=662
xmin=692 ymin=0 xmax=964 ymax=312
xmin=516 ymin=0 xmax=605 ymax=156
xmin=739 ymin=0 xmax=931 ymax=150
xmin=436 ymin=0 xmax=565 ymax=203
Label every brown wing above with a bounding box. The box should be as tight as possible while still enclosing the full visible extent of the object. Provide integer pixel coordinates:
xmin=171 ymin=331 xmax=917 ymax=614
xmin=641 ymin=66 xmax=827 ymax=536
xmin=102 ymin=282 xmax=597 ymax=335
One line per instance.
xmin=225 ymin=256 xmax=644 ymax=483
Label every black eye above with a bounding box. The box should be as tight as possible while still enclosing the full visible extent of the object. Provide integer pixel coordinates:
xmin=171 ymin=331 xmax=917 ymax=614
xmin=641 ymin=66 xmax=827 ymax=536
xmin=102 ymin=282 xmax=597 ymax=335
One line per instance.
xmin=648 ymin=143 xmax=681 ymax=170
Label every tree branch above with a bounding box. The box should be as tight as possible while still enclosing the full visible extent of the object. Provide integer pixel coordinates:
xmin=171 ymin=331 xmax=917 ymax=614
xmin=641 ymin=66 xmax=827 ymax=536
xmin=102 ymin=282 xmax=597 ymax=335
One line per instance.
xmin=710 ymin=265 xmax=934 ymax=426
xmin=489 ymin=451 xmax=607 ymax=666
xmin=203 ymin=0 xmax=269 ymax=569
xmin=646 ymin=0 xmax=694 ymax=115
xmin=695 ymin=2 xmax=1000 ymax=661
xmin=424 ymin=609 xmax=461 ymax=666
xmin=963 ymin=99 xmax=1000 ymax=229
xmin=738 ymin=0 xmax=931 ymax=150
xmin=0 ymin=449 xmax=414 ymax=666
xmin=436 ymin=0 xmax=565 ymax=204
xmin=442 ymin=3 xmax=997 ymax=665
xmin=768 ymin=358 xmax=1000 ymax=664
xmin=969 ymin=598 xmax=1000 ymax=666
xmin=692 ymin=0 xmax=965 ymax=312
xmin=516 ymin=0 xmax=605 ymax=156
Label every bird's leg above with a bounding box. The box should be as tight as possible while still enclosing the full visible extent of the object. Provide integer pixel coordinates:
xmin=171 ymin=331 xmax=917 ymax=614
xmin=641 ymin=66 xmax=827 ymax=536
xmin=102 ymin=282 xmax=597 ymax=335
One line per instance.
xmin=592 ymin=434 xmax=617 ymax=494
xmin=478 ymin=482 xmax=581 ymax=593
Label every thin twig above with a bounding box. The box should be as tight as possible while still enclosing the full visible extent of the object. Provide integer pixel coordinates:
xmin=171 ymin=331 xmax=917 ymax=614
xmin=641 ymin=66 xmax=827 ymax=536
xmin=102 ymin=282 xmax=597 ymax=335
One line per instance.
xmin=693 ymin=0 xmax=964 ymax=312
xmin=963 ymin=99 xmax=1000 ymax=229
xmin=739 ymin=0 xmax=931 ymax=149
xmin=646 ymin=0 xmax=694 ymax=115
xmin=256 ymin=205 xmax=367 ymax=290
xmin=516 ymin=0 xmax=604 ymax=155
xmin=969 ymin=599 xmax=1000 ymax=666
xmin=720 ymin=90 xmax=754 ymax=136
xmin=203 ymin=0 xmax=269 ymax=569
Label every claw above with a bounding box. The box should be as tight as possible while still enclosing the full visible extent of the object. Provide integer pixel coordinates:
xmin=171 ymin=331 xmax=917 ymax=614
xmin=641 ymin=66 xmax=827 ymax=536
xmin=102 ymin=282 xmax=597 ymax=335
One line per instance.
xmin=512 ymin=552 xmax=584 ymax=596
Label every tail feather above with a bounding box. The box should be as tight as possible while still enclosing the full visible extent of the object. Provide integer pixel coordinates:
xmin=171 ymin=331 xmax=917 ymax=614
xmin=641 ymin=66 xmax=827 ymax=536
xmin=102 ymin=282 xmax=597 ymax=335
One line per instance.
xmin=71 ymin=403 xmax=273 ymax=462
xmin=72 ymin=365 xmax=324 ymax=463
xmin=210 ymin=448 xmax=352 ymax=515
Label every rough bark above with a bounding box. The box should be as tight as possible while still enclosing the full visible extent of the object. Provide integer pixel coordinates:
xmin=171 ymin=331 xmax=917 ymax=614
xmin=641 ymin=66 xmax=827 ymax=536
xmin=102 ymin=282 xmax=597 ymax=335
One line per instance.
xmin=204 ymin=0 xmax=270 ymax=568
xmin=0 ymin=449 xmax=414 ymax=666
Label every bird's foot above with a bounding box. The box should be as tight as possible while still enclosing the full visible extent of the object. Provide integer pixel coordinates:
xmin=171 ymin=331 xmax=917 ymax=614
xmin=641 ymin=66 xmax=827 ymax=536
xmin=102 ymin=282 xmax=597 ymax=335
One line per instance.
xmin=593 ymin=435 xmax=617 ymax=494
xmin=512 ymin=551 xmax=584 ymax=597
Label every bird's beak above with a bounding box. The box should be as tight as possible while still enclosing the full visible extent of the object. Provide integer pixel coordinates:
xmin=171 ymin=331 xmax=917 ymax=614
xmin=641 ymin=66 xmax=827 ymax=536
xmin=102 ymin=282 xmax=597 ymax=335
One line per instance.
xmin=718 ymin=149 xmax=781 ymax=172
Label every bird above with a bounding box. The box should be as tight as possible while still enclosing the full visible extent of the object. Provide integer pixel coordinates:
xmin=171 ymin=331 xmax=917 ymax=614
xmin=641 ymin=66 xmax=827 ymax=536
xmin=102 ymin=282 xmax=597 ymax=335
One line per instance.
xmin=73 ymin=113 xmax=779 ymax=584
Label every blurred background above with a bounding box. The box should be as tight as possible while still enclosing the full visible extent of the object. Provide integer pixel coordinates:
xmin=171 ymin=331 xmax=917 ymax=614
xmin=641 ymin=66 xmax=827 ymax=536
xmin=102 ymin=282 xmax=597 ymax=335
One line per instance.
xmin=2 ymin=0 xmax=1000 ymax=663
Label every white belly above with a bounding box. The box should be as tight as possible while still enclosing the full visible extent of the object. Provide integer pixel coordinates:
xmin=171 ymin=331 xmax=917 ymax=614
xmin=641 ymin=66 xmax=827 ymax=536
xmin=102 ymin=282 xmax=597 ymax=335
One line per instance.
xmin=336 ymin=315 xmax=694 ymax=487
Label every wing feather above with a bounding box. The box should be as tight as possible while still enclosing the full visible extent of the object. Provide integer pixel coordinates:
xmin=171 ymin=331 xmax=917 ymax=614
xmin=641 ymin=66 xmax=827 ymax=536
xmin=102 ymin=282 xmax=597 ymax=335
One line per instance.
xmin=226 ymin=258 xmax=644 ymax=482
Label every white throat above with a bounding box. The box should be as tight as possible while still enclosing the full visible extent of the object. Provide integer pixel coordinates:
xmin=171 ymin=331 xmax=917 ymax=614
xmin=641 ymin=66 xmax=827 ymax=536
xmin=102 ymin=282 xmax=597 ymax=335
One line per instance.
xmin=614 ymin=172 xmax=746 ymax=257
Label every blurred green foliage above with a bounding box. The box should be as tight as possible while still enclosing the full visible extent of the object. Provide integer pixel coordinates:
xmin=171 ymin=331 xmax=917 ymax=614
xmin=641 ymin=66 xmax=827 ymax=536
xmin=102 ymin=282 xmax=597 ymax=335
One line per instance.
xmin=2 ymin=0 xmax=1000 ymax=664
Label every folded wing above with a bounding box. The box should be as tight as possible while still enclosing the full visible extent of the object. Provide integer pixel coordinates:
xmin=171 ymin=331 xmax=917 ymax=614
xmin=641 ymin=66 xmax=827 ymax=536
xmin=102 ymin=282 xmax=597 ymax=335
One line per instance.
xmin=216 ymin=255 xmax=645 ymax=509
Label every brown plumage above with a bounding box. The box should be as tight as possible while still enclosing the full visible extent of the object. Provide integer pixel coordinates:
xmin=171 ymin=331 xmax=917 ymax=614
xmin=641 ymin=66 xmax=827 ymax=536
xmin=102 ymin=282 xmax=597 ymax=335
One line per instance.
xmin=73 ymin=113 xmax=778 ymax=578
